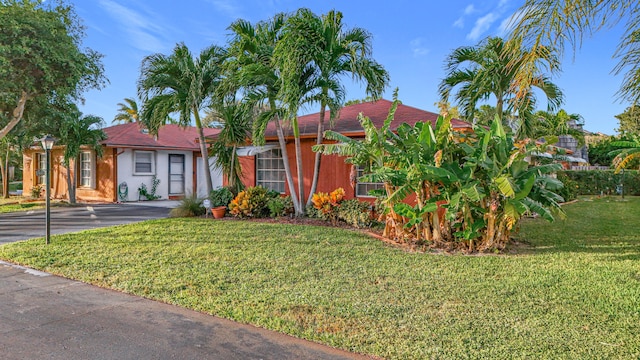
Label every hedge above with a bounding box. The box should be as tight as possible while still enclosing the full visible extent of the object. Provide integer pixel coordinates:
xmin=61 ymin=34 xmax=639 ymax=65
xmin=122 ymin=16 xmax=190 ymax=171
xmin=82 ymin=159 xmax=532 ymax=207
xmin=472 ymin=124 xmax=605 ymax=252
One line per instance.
xmin=559 ymin=170 xmax=640 ymax=197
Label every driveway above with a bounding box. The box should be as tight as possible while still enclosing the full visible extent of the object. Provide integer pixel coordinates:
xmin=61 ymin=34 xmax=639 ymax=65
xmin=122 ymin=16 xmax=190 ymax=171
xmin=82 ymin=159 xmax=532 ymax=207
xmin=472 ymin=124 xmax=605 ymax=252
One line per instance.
xmin=0 ymin=202 xmax=176 ymax=244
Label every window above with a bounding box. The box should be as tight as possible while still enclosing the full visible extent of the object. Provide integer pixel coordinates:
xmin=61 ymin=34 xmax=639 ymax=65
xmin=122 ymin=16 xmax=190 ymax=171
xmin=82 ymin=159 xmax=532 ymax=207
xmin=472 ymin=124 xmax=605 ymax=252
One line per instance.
xmin=356 ymin=166 xmax=384 ymax=197
xmin=36 ymin=153 xmax=47 ymax=186
xmin=256 ymin=148 xmax=285 ymax=193
xmin=134 ymin=151 xmax=155 ymax=175
xmin=79 ymin=151 xmax=95 ymax=188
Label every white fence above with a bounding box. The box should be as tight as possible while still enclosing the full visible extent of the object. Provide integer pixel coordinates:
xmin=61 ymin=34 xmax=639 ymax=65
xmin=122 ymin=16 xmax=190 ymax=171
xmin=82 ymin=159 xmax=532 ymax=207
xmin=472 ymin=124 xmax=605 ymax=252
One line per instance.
xmin=570 ymin=165 xmax=610 ymax=171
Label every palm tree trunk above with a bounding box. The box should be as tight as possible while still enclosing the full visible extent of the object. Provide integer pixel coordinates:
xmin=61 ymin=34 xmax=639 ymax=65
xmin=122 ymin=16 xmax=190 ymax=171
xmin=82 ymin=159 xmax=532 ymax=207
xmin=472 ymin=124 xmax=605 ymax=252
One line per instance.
xmin=270 ymin=100 xmax=301 ymax=215
xmin=0 ymin=146 xmax=8 ymax=199
xmin=230 ymin=144 xmax=237 ymax=191
xmin=292 ymin=117 xmax=305 ymax=216
xmin=306 ymin=103 xmax=326 ymax=206
xmin=66 ymin=159 xmax=75 ymax=204
xmin=193 ymin=108 xmax=213 ymax=195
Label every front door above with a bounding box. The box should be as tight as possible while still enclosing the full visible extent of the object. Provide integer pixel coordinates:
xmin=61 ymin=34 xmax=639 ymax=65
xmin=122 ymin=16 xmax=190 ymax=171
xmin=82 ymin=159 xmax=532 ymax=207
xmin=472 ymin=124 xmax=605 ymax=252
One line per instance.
xmin=168 ymin=154 xmax=185 ymax=195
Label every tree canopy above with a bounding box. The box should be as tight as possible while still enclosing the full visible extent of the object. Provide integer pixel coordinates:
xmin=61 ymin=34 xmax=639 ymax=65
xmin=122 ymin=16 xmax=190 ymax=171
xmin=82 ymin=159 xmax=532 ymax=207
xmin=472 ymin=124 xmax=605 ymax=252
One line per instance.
xmin=0 ymin=0 xmax=106 ymax=140
xmin=615 ymin=105 xmax=640 ymax=135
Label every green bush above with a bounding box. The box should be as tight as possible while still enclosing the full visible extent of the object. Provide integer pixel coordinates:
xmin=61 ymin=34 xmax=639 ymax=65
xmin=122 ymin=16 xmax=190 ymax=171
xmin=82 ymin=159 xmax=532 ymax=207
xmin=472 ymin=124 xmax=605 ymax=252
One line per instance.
xmin=170 ymin=195 xmax=205 ymax=217
xmin=337 ymin=199 xmax=374 ymax=228
xmin=555 ymin=172 xmax=579 ymax=202
xmin=209 ymin=187 xmax=234 ymax=208
xmin=559 ymin=170 xmax=640 ymax=195
xmin=267 ymin=196 xmax=294 ymax=217
xmin=229 ymin=186 xmax=276 ymax=218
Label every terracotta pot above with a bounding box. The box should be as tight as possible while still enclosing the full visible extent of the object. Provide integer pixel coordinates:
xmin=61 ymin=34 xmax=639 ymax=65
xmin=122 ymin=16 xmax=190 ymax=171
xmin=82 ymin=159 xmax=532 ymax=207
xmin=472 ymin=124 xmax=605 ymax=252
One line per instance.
xmin=212 ymin=206 xmax=226 ymax=219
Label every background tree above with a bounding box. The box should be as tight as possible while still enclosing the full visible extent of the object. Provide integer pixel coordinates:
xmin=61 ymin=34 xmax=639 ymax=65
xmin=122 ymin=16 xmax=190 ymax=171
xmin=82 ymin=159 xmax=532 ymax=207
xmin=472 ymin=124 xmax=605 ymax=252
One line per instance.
xmin=112 ymin=98 xmax=139 ymax=124
xmin=439 ymin=36 xmax=563 ymax=139
xmin=57 ymin=106 xmax=107 ymax=204
xmin=615 ymin=105 xmax=640 ymax=135
xmin=508 ymin=0 xmax=640 ymax=106
xmin=0 ymin=0 xmax=105 ymax=140
xmin=532 ymin=109 xmax=585 ymax=146
xmin=276 ymin=8 xmax=390 ymax=207
xmin=138 ymin=43 xmax=226 ymax=195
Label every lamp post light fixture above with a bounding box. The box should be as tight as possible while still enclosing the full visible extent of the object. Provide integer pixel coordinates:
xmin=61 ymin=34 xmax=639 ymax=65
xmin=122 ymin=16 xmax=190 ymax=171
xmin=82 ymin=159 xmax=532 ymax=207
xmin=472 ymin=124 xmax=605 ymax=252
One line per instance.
xmin=41 ymin=135 xmax=55 ymax=245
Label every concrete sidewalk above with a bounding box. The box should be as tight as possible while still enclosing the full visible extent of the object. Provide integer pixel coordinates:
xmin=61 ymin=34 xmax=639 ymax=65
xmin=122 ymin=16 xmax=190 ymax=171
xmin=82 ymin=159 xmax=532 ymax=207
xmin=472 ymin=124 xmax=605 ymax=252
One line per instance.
xmin=0 ymin=261 xmax=369 ymax=360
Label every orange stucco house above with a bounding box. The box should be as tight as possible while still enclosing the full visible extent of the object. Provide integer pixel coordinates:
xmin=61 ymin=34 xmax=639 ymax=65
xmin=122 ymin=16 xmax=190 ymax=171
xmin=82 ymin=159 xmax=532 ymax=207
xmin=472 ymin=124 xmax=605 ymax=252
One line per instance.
xmin=23 ymin=123 xmax=221 ymax=203
xmin=221 ymin=99 xmax=472 ymax=202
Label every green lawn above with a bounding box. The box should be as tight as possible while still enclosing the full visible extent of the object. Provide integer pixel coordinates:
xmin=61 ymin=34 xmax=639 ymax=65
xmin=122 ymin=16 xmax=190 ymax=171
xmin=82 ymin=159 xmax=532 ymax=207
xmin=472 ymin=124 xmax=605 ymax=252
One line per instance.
xmin=1 ymin=196 xmax=639 ymax=359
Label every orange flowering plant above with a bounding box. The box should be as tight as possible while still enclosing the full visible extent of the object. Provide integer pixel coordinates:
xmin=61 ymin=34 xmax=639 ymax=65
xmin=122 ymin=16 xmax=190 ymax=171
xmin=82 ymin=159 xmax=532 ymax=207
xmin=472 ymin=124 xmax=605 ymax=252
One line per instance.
xmin=311 ymin=187 xmax=345 ymax=224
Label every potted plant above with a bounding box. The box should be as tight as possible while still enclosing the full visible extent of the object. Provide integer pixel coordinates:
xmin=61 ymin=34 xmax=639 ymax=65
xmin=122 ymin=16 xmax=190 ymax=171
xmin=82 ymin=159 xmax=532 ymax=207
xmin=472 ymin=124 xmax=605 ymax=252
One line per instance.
xmin=209 ymin=187 xmax=234 ymax=219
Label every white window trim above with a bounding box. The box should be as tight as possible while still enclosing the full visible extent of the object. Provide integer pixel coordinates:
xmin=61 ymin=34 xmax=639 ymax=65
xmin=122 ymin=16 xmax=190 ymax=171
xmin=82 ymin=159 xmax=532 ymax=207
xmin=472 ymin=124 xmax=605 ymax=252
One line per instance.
xmin=356 ymin=166 xmax=384 ymax=198
xmin=78 ymin=150 xmax=97 ymax=189
xmin=133 ymin=150 xmax=156 ymax=176
xmin=256 ymin=147 xmax=285 ymax=194
xmin=36 ymin=152 xmax=47 ymax=186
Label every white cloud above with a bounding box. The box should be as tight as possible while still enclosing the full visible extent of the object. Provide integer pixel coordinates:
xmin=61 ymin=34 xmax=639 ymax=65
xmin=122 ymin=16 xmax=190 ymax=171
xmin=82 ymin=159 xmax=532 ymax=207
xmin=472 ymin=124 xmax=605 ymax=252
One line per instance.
xmin=207 ymin=0 xmax=243 ymax=19
xmin=410 ymin=38 xmax=429 ymax=57
xmin=453 ymin=17 xmax=465 ymax=28
xmin=498 ymin=9 xmax=525 ymax=36
xmin=467 ymin=12 xmax=498 ymax=41
xmin=464 ymin=4 xmax=476 ymax=15
xmin=98 ymin=0 xmax=168 ymax=53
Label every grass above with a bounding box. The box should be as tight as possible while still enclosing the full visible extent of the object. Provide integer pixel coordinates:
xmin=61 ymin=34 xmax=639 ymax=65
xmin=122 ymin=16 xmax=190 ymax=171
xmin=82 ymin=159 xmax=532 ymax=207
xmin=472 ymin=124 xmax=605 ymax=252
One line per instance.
xmin=1 ymin=196 xmax=639 ymax=359
xmin=0 ymin=196 xmax=45 ymax=213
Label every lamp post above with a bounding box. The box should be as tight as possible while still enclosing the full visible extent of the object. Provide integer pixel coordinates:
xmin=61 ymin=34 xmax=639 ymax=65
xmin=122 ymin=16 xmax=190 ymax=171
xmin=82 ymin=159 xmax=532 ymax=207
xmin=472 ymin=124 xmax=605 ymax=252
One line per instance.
xmin=41 ymin=135 xmax=55 ymax=245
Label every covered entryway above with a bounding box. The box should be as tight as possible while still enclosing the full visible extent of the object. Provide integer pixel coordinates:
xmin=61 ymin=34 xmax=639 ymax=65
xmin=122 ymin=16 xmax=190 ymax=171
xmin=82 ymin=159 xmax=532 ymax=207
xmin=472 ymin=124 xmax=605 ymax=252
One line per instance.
xmin=168 ymin=154 xmax=185 ymax=196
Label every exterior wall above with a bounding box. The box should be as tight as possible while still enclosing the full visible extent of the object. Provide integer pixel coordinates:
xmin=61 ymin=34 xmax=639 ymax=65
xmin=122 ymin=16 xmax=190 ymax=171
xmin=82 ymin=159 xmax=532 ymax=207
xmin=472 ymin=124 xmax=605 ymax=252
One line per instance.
xmin=195 ymin=154 xmax=224 ymax=198
xmin=22 ymin=146 xmax=116 ymax=202
xmin=239 ymin=139 xmax=366 ymax=201
xmin=116 ymin=148 xmax=196 ymax=201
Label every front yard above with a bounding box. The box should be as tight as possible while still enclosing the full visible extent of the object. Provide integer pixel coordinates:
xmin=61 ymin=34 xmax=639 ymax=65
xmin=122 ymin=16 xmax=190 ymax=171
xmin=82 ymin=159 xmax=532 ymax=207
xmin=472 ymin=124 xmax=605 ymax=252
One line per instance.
xmin=1 ymin=197 xmax=639 ymax=359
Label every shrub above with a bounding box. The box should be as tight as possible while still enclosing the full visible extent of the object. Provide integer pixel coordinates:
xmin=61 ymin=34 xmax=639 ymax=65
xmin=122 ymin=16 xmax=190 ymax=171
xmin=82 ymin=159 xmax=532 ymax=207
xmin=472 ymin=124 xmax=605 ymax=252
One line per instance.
xmin=311 ymin=188 xmax=345 ymax=224
xmin=267 ymin=196 xmax=294 ymax=217
xmin=30 ymin=185 xmax=43 ymax=199
xmin=555 ymin=172 xmax=579 ymax=202
xmin=559 ymin=170 xmax=640 ymax=196
xmin=209 ymin=187 xmax=234 ymax=208
xmin=229 ymin=186 xmax=275 ymax=218
xmin=337 ymin=199 xmax=374 ymax=228
xmin=169 ymin=195 xmax=205 ymax=217
xmin=138 ymin=175 xmax=161 ymax=200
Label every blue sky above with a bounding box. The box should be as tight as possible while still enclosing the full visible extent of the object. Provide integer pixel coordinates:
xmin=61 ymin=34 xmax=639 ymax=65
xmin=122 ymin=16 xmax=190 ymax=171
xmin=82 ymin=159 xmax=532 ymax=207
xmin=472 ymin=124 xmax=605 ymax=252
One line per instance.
xmin=72 ymin=0 xmax=628 ymax=135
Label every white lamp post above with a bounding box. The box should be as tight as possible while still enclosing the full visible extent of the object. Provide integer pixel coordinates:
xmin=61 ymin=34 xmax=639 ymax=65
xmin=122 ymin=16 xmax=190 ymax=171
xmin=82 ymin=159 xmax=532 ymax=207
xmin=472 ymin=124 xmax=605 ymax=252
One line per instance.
xmin=41 ymin=135 xmax=55 ymax=245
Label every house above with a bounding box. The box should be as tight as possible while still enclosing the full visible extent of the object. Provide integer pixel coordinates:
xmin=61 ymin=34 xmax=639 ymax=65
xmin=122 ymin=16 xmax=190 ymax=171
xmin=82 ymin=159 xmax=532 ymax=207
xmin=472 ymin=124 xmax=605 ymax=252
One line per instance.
xmin=22 ymin=123 xmax=222 ymax=203
xmin=228 ymin=99 xmax=472 ymax=201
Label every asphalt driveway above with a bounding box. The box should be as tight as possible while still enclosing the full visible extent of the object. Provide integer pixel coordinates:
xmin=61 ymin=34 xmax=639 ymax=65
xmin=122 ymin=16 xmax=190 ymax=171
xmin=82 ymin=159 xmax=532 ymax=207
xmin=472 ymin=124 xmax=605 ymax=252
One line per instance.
xmin=0 ymin=202 xmax=174 ymax=244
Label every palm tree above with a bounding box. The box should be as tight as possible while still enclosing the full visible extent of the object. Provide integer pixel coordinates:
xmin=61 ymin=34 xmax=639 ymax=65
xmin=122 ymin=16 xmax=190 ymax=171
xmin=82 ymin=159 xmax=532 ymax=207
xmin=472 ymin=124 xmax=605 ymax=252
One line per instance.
xmin=112 ymin=97 xmax=139 ymax=124
xmin=275 ymin=8 xmax=390 ymax=206
xmin=508 ymin=0 xmax=640 ymax=105
xmin=58 ymin=107 xmax=107 ymax=204
xmin=138 ymin=42 xmax=226 ymax=195
xmin=532 ymin=109 xmax=585 ymax=147
xmin=610 ymin=134 xmax=640 ymax=172
xmin=208 ymin=98 xmax=252 ymax=194
xmin=439 ymin=36 xmax=563 ymax=139
xmin=227 ymin=14 xmax=307 ymax=215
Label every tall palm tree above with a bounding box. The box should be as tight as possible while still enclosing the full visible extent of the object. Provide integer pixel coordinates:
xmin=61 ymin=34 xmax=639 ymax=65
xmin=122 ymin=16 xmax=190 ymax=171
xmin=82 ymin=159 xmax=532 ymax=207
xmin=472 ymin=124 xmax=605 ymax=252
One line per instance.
xmin=439 ymin=36 xmax=563 ymax=139
xmin=508 ymin=0 xmax=640 ymax=105
xmin=227 ymin=13 xmax=307 ymax=215
xmin=138 ymin=42 xmax=226 ymax=195
xmin=276 ymin=8 xmax=390 ymax=206
xmin=112 ymin=97 xmax=139 ymax=124
xmin=58 ymin=106 xmax=107 ymax=204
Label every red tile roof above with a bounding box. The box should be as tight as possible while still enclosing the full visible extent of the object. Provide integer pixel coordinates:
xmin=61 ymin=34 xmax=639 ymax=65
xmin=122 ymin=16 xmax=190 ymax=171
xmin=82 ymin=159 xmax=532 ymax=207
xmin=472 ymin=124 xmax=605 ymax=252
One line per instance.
xmin=102 ymin=123 xmax=220 ymax=150
xmin=264 ymin=99 xmax=471 ymax=139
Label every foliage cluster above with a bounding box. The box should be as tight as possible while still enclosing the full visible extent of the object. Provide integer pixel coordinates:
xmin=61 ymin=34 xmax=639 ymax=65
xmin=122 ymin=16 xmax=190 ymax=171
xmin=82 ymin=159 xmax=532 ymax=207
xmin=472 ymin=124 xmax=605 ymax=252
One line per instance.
xmin=316 ymin=95 xmax=565 ymax=252
xmin=169 ymin=195 xmax=205 ymax=218
xmin=266 ymin=195 xmax=294 ymax=217
xmin=137 ymin=176 xmax=161 ymax=201
xmin=311 ymin=187 xmax=345 ymax=224
xmin=229 ymin=186 xmax=279 ymax=218
xmin=335 ymin=199 xmax=375 ymax=228
xmin=559 ymin=170 xmax=640 ymax=196
xmin=208 ymin=187 xmax=235 ymax=208
xmin=30 ymin=185 xmax=43 ymax=199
